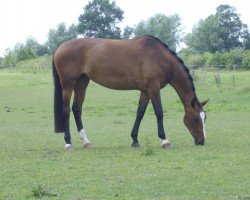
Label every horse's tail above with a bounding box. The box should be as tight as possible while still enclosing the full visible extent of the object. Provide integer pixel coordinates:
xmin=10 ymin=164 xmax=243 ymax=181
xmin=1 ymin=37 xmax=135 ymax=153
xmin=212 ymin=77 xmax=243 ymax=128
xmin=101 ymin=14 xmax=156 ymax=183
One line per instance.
xmin=52 ymin=58 xmax=64 ymax=133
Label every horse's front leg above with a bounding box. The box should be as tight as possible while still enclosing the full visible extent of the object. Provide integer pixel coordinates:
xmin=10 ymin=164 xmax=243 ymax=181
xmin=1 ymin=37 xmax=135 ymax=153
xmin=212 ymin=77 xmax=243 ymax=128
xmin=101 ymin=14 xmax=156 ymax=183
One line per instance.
xmin=148 ymin=87 xmax=172 ymax=148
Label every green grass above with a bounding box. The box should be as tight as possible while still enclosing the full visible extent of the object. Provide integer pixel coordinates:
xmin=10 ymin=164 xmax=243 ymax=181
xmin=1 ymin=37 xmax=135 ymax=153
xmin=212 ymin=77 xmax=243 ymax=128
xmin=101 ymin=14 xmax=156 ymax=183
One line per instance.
xmin=0 ymin=69 xmax=250 ymax=199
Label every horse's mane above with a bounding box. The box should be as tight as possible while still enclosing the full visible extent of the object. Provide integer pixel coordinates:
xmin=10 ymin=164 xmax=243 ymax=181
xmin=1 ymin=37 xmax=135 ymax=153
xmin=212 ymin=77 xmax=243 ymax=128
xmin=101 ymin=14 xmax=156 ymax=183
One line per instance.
xmin=146 ymin=35 xmax=200 ymax=106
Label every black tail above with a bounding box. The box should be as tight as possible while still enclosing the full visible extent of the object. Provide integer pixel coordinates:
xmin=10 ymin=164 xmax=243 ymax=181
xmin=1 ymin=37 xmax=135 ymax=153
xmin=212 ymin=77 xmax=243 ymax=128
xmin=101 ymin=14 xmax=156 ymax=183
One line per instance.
xmin=52 ymin=59 xmax=64 ymax=133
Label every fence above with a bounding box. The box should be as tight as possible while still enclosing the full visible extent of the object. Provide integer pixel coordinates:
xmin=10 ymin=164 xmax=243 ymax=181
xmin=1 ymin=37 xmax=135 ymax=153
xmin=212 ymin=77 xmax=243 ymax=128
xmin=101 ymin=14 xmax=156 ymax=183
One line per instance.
xmin=0 ymin=66 xmax=51 ymax=71
xmin=188 ymin=65 xmax=248 ymax=90
xmin=0 ymin=65 xmax=249 ymax=90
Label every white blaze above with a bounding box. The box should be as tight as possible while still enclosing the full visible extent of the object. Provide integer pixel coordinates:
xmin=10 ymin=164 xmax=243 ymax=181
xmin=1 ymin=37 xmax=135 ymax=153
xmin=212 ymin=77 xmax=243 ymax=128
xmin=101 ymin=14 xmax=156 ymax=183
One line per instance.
xmin=199 ymin=111 xmax=206 ymax=139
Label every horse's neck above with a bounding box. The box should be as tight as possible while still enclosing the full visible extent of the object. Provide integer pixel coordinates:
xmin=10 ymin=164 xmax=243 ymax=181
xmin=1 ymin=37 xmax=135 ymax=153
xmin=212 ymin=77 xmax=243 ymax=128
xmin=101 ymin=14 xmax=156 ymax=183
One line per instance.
xmin=169 ymin=65 xmax=195 ymax=108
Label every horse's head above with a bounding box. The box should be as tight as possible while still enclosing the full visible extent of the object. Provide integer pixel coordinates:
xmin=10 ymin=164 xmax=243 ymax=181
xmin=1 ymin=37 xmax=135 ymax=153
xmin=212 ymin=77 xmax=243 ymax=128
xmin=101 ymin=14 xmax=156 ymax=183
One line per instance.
xmin=184 ymin=99 xmax=209 ymax=145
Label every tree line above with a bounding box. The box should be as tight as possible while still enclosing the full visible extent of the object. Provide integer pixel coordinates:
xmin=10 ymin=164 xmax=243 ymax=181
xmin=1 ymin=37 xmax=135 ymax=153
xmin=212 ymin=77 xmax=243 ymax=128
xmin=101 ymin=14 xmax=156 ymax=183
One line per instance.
xmin=1 ymin=0 xmax=250 ymax=69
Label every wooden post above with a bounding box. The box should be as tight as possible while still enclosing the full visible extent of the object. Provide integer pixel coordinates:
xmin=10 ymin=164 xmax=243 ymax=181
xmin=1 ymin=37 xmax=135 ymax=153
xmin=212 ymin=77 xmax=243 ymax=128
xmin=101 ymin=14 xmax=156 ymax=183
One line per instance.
xmin=233 ymin=65 xmax=236 ymax=89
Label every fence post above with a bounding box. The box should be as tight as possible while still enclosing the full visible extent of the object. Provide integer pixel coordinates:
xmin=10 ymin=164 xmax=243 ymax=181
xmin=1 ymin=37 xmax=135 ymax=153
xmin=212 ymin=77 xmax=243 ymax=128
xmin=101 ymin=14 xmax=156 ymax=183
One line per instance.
xmin=232 ymin=65 xmax=236 ymax=89
xmin=201 ymin=65 xmax=207 ymax=84
xmin=192 ymin=70 xmax=196 ymax=81
xmin=215 ymin=72 xmax=221 ymax=87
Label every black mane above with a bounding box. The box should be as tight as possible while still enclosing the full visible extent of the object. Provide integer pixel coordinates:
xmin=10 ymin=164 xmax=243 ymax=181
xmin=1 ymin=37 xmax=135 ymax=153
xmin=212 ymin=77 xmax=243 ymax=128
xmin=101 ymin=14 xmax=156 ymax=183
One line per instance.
xmin=146 ymin=35 xmax=199 ymax=104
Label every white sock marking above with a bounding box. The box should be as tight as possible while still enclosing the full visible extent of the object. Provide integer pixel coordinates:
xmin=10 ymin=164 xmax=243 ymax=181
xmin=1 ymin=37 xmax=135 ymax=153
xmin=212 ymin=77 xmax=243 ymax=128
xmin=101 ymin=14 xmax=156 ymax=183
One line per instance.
xmin=79 ymin=129 xmax=90 ymax=145
xmin=161 ymin=139 xmax=170 ymax=146
xmin=65 ymin=144 xmax=73 ymax=150
xmin=199 ymin=111 xmax=206 ymax=139
xmin=65 ymin=144 xmax=72 ymax=148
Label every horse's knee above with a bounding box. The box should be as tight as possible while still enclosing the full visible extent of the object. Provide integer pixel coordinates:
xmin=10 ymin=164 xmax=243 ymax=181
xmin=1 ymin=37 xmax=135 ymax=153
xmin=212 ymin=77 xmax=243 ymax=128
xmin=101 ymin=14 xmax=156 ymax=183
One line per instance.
xmin=72 ymin=103 xmax=82 ymax=118
xmin=72 ymin=103 xmax=78 ymax=114
xmin=63 ymin=105 xmax=71 ymax=118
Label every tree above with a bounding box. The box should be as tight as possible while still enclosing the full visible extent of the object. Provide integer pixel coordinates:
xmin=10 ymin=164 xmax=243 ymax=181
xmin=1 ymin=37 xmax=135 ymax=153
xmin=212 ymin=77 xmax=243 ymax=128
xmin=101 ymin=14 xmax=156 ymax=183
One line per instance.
xmin=46 ymin=23 xmax=77 ymax=54
xmin=216 ymin=4 xmax=249 ymax=51
xmin=122 ymin=26 xmax=134 ymax=39
xmin=184 ymin=15 xmax=224 ymax=53
xmin=25 ymin=37 xmax=39 ymax=50
xmin=14 ymin=42 xmax=36 ymax=62
xmin=133 ymin=14 xmax=182 ymax=51
xmin=184 ymin=4 xmax=250 ymax=53
xmin=78 ymin=0 xmax=124 ymax=39
xmin=25 ymin=37 xmax=49 ymax=56
xmin=0 ymin=49 xmax=17 ymax=67
xmin=36 ymin=44 xmax=49 ymax=56
xmin=243 ymin=32 xmax=250 ymax=50
xmin=0 ymin=37 xmax=49 ymax=67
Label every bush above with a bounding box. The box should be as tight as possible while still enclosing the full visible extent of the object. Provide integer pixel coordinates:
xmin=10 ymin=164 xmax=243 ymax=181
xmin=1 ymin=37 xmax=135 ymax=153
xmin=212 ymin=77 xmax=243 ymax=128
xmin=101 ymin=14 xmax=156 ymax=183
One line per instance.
xmin=242 ymin=51 xmax=250 ymax=69
xmin=16 ymin=54 xmax=51 ymax=68
xmin=0 ymin=49 xmax=17 ymax=67
xmin=180 ymin=50 xmax=250 ymax=69
xmin=180 ymin=53 xmax=209 ymax=68
xmin=225 ymin=49 xmax=244 ymax=69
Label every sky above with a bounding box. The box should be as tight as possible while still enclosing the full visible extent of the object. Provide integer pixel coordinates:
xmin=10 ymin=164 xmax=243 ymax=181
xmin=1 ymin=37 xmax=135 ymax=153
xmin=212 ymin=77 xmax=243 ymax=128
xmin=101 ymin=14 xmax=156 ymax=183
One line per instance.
xmin=0 ymin=0 xmax=249 ymax=56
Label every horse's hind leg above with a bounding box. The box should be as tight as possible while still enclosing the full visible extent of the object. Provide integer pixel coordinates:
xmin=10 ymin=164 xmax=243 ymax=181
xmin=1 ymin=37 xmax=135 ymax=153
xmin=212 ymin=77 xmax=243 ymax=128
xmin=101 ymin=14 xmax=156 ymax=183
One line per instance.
xmin=72 ymin=75 xmax=91 ymax=148
xmin=131 ymin=91 xmax=150 ymax=147
xmin=62 ymin=87 xmax=74 ymax=150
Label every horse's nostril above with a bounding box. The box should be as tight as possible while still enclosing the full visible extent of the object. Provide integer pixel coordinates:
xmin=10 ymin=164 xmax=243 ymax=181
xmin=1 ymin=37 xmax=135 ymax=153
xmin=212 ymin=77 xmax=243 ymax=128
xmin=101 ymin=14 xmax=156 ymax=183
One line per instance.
xmin=195 ymin=139 xmax=205 ymax=145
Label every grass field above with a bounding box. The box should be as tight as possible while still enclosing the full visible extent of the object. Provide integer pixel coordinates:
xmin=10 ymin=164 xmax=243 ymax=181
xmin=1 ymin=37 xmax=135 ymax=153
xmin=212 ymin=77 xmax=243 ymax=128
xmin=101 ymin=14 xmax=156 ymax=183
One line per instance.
xmin=0 ymin=69 xmax=250 ymax=200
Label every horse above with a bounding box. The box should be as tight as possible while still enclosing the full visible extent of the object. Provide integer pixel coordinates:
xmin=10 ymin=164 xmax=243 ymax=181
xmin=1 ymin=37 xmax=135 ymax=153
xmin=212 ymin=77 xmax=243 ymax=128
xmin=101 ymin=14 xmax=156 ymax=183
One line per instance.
xmin=52 ymin=35 xmax=208 ymax=150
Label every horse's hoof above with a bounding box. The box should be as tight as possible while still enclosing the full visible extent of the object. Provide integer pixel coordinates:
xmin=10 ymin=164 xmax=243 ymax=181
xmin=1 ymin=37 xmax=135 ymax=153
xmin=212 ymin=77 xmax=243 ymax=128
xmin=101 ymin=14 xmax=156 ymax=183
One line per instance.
xmin=83 ymin=142 xmax=92 ymax=149
xmin=161 ymin=142 xmax=172 ymax=148
xmin=131 ymin=143 xmax=140 ymax=148
xmin=65 ymin=144 xmax=73 ymax=151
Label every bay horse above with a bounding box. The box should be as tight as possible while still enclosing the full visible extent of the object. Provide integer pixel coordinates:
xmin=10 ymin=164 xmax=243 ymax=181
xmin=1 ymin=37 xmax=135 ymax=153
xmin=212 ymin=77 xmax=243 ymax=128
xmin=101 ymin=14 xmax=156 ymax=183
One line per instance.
xmin=52 ymin=35 xmax=208 ymax=150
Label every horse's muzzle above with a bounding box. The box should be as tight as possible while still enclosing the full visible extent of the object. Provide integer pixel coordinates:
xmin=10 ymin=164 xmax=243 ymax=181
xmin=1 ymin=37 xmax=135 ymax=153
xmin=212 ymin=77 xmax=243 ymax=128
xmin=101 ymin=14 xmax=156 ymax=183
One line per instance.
xmin=195 ymin=139 xmax=205 ymax=145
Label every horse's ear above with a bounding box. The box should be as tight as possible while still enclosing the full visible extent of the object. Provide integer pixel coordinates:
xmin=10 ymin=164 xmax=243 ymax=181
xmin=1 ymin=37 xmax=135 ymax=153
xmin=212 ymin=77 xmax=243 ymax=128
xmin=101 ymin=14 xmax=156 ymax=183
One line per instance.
xmin=201 ymin=99 xmax=209 ymax=107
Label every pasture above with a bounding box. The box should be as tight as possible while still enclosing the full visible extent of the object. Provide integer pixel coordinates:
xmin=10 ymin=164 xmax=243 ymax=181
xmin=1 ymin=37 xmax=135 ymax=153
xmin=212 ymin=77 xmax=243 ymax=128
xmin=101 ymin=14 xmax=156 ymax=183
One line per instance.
xmin=0 ymin=69 xmax=249 ymax=199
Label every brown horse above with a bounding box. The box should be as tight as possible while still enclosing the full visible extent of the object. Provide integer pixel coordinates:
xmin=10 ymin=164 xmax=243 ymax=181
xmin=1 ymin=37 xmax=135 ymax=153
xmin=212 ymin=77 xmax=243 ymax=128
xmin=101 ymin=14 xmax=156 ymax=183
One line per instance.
xmin=52 ymin=35 xmax=208 ymax=150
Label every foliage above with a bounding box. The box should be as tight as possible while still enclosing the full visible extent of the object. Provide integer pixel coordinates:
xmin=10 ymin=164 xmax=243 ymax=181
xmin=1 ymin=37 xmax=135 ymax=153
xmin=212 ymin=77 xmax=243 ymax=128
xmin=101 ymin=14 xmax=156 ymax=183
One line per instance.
xmin=32 ymin=184 xmax=59 ymax=198
xmin=25 ymin=37 xmax=49 ymax=56
xmin=0 ymin=37 xmax=50 ymax=67
xmin=122 ymin=26 xmax=134 ymax=39
xmin=0 ymin=49 xmax=17 ymax=67
xmin=46 ymin=23 xmax=77 ymax=54
xmin=141 ymin=137 xmax=154 ymax=156
xmin=133 ymin=13 xmax=182 ymax=51
xmin=78 ymin=0 xmax=124 ymax=39
xmin=216 ymin=4 xmax=249 ymax=51
xmin=184 ymin=4 xmax=250 ymax=53
xmin=15 ymin=54 xmax=51 ymax=68
xmin=180 ymin=49 xmax=250 ymax=69
xmin=14 ymin=43 xmax=36 ymax=61
xmin=242 ymin=50 xmax=250 ymax=67
xmin=184 ymin=15 xmax=224 ymax=53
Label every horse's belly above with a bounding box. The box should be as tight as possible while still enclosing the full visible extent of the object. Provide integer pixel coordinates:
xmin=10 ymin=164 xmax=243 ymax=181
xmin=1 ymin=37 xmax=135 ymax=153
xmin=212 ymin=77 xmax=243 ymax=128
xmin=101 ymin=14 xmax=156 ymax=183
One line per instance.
xmin=90 ymin=75 xmax=136 ymax=90
xmin=91 ymin=78 xmax=137 ymax=90
xmin=84 ymin=63 xmax=143 ymax=90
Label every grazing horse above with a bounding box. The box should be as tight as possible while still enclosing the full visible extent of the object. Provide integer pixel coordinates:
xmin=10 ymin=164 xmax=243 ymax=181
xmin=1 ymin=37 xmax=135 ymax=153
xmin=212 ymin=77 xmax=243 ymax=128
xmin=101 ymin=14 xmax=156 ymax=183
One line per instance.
xmin=52 ymin=35 xmax=208 ymax=150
